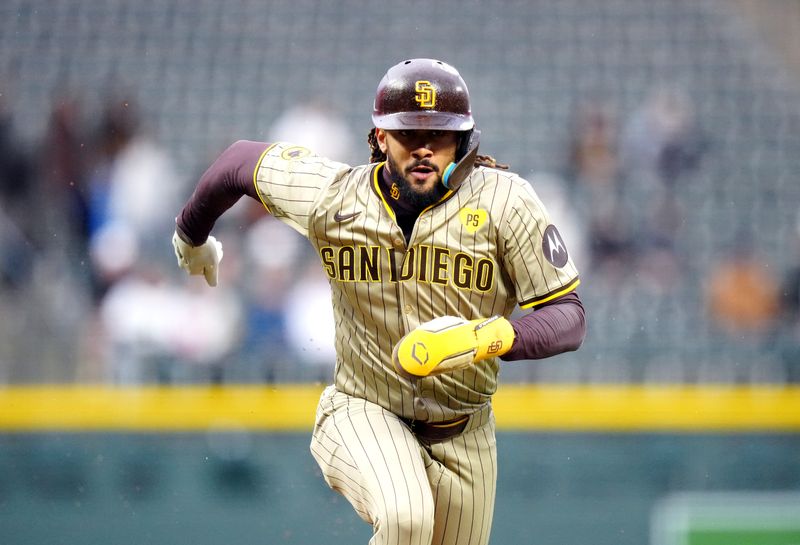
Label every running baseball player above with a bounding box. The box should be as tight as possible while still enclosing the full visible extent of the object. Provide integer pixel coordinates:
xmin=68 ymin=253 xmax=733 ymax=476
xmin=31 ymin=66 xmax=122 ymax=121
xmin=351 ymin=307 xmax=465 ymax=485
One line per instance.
xmin=173 ymin=58 xmax=585 ymax=545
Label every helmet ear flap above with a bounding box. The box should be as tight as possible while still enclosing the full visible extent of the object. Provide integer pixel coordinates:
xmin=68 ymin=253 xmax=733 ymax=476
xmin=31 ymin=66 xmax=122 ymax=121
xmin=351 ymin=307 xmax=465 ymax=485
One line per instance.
xmin=442 ymin=129 xmax=480 ymax=190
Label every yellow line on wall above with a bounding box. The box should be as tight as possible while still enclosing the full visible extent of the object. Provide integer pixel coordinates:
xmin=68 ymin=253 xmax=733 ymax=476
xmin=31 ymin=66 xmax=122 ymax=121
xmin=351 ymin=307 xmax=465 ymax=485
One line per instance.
xmin=0 ymin=385 xmax=322 ymax=431
xmin=0 ymin=385 xmax=798 ymax=432
xmin=492 ymin=385 xmax=800 ymax=431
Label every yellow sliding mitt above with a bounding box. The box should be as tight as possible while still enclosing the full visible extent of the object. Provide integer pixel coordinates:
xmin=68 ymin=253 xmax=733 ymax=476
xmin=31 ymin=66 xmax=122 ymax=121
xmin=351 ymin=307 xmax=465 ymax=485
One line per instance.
xmin=392 ymin=315 xmax=515 ymax=379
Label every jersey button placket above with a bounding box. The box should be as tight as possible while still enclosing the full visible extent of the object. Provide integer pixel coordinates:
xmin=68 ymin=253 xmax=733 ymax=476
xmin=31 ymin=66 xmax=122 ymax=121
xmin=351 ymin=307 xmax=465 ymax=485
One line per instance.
xmin=396 ymin=272 xmax=425 ymax=419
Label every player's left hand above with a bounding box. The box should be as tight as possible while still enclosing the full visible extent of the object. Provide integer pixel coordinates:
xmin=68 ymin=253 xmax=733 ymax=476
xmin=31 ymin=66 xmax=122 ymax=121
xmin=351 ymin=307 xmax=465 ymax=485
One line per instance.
xmin=392 ymin=315 xmax=515 ymax=379
xmin=172 ymin=230 xmax=224 ymax=287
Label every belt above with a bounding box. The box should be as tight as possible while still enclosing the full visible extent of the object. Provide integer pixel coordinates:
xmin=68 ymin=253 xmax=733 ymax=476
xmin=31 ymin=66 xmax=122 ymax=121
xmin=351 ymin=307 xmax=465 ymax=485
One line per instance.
xmin=402 ymin=415 xmax=470 ymax=442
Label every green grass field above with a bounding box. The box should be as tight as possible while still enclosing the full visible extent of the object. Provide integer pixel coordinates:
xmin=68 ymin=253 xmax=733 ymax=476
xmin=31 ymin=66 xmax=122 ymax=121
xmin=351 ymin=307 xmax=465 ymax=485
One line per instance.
xmin=689 ymin=529 xmax=800 ymax=545
xmin=653 ymin=492 xmax=800 ymax=545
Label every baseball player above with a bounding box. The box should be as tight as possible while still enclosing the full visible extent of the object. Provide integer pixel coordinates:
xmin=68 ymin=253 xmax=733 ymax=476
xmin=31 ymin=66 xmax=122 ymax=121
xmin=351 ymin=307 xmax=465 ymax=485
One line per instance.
xmin=173 ymin=58 xmax=585 ymax=545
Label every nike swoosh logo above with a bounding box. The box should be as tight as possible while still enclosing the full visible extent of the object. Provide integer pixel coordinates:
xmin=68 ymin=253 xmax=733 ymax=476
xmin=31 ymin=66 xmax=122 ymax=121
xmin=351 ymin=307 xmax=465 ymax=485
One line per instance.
xmin=334 ymin=211 xmax=362 ymax=222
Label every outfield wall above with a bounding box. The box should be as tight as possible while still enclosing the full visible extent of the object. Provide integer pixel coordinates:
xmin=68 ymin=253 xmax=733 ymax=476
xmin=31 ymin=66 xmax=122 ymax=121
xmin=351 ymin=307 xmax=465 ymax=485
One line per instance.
xmin=0 ymin=386 xmax=798 ymax=545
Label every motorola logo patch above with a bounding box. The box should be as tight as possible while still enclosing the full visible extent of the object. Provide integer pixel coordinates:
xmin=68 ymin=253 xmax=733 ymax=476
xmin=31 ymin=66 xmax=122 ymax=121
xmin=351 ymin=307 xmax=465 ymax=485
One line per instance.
xmin=542 ymin=224 xmax=569 ymax=268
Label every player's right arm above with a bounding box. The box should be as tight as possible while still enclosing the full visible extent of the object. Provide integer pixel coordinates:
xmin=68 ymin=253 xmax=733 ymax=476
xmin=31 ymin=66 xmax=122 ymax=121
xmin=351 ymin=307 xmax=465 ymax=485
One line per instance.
xmin=173 ymin=140 xmax=270 ymax=286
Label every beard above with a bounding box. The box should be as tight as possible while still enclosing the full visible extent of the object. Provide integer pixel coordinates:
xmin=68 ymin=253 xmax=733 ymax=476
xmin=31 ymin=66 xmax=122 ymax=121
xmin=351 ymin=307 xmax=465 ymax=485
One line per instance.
xmin=386 ymin=155 xmax=448 ymax=210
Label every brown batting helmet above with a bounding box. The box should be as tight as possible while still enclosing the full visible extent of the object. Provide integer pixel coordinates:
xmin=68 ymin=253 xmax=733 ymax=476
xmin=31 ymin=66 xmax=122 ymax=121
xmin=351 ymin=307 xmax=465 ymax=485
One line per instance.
xmin=372 ymin=58 xmax=474 ymax=131
xmin=372 ymin=58 xmax=479 ymax=189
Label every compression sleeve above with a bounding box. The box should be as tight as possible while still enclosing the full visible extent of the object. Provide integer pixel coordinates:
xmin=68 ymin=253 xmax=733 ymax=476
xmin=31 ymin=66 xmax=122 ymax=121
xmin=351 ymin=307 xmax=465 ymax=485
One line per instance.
xmin=176 ymin=140 xmax=269 ymax=246
xmin=502 ymin=291 xmax=586 ymax=361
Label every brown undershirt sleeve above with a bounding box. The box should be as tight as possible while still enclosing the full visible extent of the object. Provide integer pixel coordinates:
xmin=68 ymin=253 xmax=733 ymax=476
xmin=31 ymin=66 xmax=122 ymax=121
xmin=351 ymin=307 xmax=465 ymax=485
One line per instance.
xmin=502 ymin=291 xmax=586 ymax=361
xmin=176 ymin=140 xmax=269 ymax=246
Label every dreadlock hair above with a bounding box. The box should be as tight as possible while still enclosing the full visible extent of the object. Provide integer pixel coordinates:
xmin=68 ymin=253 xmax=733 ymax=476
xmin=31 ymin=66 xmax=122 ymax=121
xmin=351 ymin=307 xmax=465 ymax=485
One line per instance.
xmin=368 ymin=128 xmax=386 ymax=164
xmin=367 ymin=128 xmax=508 ymax=170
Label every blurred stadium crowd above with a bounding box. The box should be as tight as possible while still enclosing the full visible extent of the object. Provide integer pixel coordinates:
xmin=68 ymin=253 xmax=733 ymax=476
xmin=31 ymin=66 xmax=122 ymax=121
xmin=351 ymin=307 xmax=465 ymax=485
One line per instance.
xmin=0 ymin=0 xmax=799 ymax=384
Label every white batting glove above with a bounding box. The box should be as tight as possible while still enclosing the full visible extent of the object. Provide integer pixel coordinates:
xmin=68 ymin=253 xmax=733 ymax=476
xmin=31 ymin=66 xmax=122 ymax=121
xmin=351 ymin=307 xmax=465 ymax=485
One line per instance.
xmin=172 ymin=230 xmax=224 ymax=287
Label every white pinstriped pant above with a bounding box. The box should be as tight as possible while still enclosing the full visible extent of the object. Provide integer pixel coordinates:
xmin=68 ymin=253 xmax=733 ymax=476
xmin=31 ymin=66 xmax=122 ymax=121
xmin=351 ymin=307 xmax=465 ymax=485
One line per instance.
xmin=310 ymin=386 xmax=497 ymax=545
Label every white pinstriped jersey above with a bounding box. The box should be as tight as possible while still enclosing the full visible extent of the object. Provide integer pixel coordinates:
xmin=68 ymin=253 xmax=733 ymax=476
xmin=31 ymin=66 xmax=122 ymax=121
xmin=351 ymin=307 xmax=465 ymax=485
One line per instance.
xmin=254 ymin=142 xmax=580 ymax=422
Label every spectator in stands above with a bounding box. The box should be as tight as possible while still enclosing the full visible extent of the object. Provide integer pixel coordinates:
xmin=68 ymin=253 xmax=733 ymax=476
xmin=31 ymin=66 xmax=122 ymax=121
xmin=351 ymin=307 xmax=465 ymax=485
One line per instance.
xmin=706 ymin=234 xmax=780 ymax=373
xmin=566 ymin=99 xmax=619 ymax=190
xmin=620 ymin=86 xmax=705 ymax=189
xmin=619 ymin=86 xmax=707 ymax=294
xmin=0 ymin=96 xmax=36 ymax=289
xmin=565 ymin=100 xmax=634 ymax=282
xmin=98 ymin=261 xmax=243 ymax=384
xmin=87 ymin=95 xmax=180 ymax=300
xmin=40 ymin=96 xmax=92 ymax=266
xmin=237 ymin=210 xmax=306 ymax=381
